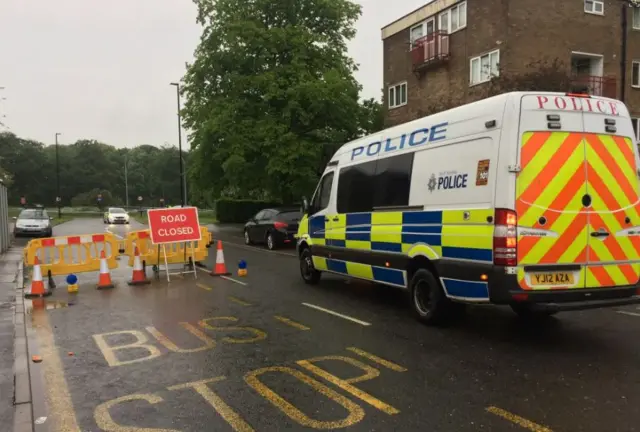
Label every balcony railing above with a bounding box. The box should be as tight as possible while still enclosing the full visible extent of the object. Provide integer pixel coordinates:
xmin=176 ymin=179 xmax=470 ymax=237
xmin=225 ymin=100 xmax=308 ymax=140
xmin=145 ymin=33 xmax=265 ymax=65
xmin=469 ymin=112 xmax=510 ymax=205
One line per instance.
xmin=411 ymin=30 xmax=450 ymax=73
xmin=570 ymin=75 xmax=617 ymax=99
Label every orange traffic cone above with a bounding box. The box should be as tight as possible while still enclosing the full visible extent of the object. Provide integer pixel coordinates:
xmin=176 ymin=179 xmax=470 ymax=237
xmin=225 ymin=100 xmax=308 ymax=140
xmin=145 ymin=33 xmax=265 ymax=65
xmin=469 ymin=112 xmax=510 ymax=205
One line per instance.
xmin=25 ymin=257 xmax=51 ymax=298
xmin=210 ymin=241 xmax=231 ymax=276
xmin=128 ymin=247 xmax=150 ymax=286
xmin=97 ymin=250 xmax=114 ymax=290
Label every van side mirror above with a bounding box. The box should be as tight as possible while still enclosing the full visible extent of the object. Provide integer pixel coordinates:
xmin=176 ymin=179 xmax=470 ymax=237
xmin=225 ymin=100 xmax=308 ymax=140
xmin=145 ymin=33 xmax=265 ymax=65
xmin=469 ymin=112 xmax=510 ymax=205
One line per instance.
xmin=301 ymin=197 xmax=309 ymax=214
xmin=12 ymin=216 xmax=16 ymax=220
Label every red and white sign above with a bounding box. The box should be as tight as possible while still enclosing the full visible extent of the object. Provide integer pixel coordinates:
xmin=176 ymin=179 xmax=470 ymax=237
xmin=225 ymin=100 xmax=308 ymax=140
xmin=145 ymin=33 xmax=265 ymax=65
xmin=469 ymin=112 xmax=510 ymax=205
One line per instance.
xmin=147 ymin=206 xmax=201 ymax=244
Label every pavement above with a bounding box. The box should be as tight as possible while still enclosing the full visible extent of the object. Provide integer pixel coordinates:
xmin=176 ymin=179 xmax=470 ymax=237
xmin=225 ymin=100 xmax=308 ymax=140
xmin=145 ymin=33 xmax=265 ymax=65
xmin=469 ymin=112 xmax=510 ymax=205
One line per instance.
xmin=7 ymin=218 xmax=640 ymax=431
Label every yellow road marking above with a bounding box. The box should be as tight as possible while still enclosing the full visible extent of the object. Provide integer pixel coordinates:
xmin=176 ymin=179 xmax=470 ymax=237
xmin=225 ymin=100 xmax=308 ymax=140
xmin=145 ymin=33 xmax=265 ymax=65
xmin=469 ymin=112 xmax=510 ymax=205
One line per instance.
xmin=228 ymin=296 xmax=252 ymax=306
xmin=274 ymin=315 xmax=310 ymax=331
xmin=346 ymin=347 xmax=408 ymax=372
xmin=617 ymin=310 xmax=640 ymax=317
xmin=244 ymin=366 xmax=364 ymax=428
xmin=486 ymin=406 xmax=553 ymax=432
xmin=32 ymin=308 xmax=81 ymax=431
xmin=197 ymin=282 xmax=213 ymax=291
xmin=168 ymin=377 xmax=254 ymax=432
xmin=146 ymin=322 xmax=216 ymax=353
xmin=95 ymin=394 xmax=178 ymax=432
xmin=297 ymin=356 xmax=400 ymax=415
xmin=93 ymin=330 xmax=162 ymax=367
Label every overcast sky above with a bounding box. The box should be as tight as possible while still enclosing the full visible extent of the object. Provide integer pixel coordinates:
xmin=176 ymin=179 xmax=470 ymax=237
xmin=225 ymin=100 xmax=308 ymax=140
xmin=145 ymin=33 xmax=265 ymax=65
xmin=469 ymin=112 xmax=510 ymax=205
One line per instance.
xmin=0 ymin=0 xmax=427 ymax=148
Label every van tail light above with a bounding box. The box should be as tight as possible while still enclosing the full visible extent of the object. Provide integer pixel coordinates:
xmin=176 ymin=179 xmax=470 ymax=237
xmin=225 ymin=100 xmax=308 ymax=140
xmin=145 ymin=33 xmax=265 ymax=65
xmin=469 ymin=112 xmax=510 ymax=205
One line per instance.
xmin=493 ymin=208 xmax=518 ymax=266
xmin=274 ymin=221 xmax=288 ymax=230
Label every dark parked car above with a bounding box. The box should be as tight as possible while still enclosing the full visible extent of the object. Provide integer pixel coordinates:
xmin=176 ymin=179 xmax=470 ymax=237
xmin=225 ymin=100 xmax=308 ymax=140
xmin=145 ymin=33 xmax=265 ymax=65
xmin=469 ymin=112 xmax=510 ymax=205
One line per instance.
xmin=244 ymin=208 xmax=301 ymax=250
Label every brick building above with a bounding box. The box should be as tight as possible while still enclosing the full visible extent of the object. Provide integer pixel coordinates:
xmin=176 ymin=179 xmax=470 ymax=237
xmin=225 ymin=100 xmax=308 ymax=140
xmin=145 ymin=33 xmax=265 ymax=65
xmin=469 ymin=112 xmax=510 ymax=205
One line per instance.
xmin=382 ymin=0 xmax=640 ymax=139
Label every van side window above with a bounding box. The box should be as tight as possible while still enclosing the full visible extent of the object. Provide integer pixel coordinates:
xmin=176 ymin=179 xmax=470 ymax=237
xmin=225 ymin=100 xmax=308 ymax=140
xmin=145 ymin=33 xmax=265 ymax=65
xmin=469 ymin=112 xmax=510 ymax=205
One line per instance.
xmin=337 ymin=160 xmax=377 ymax=213
xmin=311 ymin=171 xmax=334 ymax=212
xmin=337 ymin=153 xmax=414 ymax=213
xmin=375 ymin=153 xmax=414 ymax=208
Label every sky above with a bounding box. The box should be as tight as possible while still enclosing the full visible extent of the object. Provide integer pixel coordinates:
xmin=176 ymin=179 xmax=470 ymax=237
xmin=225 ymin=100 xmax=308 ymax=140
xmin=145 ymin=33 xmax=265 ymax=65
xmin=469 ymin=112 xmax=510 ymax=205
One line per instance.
xmin=0 ymin=0 xmax=428 ymax=148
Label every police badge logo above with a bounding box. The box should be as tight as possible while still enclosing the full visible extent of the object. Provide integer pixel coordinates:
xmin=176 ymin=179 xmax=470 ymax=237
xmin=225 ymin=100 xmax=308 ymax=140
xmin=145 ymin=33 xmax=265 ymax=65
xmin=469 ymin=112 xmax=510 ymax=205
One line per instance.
xmin=428 ymin=174 xmax=437 ymax=192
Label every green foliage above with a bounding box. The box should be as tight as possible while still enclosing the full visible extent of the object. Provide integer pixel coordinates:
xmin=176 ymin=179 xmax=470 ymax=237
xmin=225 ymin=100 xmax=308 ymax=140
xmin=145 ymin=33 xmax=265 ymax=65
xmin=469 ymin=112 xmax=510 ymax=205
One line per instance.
xmin=215 ymin=198 xmax=282 ymax=223
xmin=0 ymin=132 xmax=189 ymax=207
xmin=183 ymin=0 xmax=377 ymax=205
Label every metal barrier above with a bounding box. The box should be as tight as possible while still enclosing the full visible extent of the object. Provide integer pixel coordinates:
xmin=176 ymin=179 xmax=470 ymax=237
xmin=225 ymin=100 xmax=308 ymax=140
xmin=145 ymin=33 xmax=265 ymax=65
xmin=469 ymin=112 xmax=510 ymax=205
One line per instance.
xmin=0 ymin=180 xmax=9 ymax=253
xmin=23 ymin=233 xmax=120 ymax=276
xmin=123 ymin=226 xmax=213 ymax=267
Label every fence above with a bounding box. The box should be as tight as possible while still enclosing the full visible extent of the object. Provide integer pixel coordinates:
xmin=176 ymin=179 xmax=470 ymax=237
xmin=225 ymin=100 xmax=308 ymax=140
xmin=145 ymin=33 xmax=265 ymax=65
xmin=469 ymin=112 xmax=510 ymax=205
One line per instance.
xmin=0 ymin=180 xmax=9 ymax=253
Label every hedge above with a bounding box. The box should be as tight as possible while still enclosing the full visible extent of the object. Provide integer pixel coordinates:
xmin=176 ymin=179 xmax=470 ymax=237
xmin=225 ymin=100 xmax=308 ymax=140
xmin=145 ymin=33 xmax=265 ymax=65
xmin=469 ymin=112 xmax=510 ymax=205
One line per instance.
xmin=215 ymin=199 xmax=282 ymax=223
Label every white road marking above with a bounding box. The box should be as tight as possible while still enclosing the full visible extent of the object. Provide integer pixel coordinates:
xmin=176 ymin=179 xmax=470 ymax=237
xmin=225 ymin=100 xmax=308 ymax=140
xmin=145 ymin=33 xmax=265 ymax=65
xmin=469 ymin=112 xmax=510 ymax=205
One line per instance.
xmin=105 ymin=228 xmax=124 ymax=239
xmin=221 ymin=240 xmax=297 ymax=257
xmin=301 ymin=302 xmax=372 ymax=326
xmin=196 ymin=266 xmax=248 ymax=286
xmin=616 ymin=310 xmax=640 ymax=317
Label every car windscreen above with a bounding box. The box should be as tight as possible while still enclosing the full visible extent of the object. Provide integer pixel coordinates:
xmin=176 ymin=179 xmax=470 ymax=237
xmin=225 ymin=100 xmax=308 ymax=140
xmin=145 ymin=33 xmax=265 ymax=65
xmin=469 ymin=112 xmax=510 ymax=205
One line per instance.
xmin=277 ymin=211 xmax=302 ymax=222
xmin=110 ymin=208 xmax=126 ymax=214
xmin=18 ymin=210 xmax=48 ymax=220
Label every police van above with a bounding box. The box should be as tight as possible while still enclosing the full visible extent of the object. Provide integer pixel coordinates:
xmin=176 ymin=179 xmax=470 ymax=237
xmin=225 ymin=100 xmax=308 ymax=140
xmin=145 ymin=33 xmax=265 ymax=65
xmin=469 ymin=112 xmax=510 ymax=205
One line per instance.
xmin=296 ymin=91 xmax=640 ymax=324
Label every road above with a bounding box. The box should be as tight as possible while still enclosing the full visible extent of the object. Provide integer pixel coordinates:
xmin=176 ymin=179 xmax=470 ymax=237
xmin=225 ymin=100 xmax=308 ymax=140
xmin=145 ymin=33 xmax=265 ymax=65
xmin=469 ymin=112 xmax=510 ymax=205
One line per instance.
xmin=18 ymin=218 xmax=640 ymax=432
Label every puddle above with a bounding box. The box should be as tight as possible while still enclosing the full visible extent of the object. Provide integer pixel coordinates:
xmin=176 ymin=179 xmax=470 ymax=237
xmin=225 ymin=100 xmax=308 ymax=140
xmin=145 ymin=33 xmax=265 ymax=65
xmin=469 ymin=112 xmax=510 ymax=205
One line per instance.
xmin=25 ymin=298 xmax=75 ymax=314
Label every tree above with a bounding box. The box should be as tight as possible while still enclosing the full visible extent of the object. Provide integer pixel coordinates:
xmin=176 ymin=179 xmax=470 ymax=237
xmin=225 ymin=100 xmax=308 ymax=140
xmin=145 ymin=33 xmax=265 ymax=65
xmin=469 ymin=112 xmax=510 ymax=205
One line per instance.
xmin=183 ymin=0 xmax=365 ymax=204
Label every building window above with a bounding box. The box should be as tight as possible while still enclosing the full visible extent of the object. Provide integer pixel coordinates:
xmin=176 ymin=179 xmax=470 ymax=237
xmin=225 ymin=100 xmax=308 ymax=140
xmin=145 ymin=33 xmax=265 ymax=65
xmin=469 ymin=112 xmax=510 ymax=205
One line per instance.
xmin=470 ymin=50 xmax=500 ymax=85
xmin=439 ymin=1 xmax=467 ymax=34
xmin=584 ymin=0 xmax=604 ymax=15
xmin=388 ymin=82 xmax=407 ymax=109
xmin=410 ymin=18 xmax=435 ymax=46
xmin=634 ymin=8 xmax=640 ymax=30
xmin=633 ymin=61 xmax=640 ymax=87
xmin=632 ymin=118 xmax=640 ymax=143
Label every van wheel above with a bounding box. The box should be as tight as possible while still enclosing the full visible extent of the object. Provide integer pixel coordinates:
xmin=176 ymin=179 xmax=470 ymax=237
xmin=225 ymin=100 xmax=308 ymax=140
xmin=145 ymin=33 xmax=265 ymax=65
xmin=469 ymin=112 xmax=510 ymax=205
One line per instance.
xmin=511 ymin=303 xmax=558 ymax=319
xmin=409 ymin=269 xmax=450 ymax=325
xmin=300 ymin=248 xmax=321 ymax=285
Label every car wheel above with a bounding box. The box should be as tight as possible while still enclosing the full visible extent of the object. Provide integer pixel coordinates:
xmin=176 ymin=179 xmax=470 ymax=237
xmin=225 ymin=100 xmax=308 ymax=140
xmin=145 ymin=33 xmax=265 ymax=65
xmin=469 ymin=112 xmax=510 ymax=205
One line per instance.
xmin=510 ymin=303 xmax=558 ymax=319
xmin=409 ymin=268 xmax=451 ymax=325
xmin=266 ymin=232 xmax=276 ymax=250
xmin=244 ymin=229 xmax=252 ymax=245
xmin=300 ymin=248 xmax=321 ymax=285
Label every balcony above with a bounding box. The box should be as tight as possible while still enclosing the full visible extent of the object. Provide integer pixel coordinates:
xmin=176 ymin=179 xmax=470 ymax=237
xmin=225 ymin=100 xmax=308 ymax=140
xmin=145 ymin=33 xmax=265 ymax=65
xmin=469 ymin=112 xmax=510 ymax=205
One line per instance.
xmin=411 ymin=30 xmax=450 ymax=75
xmin=570 ymin=75 xmax=617 ymax=99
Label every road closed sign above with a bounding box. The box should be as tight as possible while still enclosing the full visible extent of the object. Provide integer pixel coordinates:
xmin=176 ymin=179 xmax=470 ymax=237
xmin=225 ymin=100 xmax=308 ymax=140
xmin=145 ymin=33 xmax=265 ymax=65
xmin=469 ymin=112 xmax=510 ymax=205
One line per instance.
xmin=147 ymin=207 xmax=201 ymax=244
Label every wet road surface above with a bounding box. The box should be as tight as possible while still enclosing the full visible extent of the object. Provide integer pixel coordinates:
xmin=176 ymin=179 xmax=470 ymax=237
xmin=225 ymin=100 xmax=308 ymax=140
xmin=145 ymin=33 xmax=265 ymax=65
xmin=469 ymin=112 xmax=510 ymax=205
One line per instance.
xmin=22 ymin=218 xmax=640 ymax=431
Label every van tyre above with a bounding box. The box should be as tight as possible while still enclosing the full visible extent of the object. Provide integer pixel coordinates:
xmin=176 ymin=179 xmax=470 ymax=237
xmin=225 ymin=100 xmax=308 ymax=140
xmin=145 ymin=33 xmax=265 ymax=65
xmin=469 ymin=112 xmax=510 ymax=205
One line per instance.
xmin=409 ymin=268 xmax=450 ymax=325
xmin=300 ymin=248 xmax=321 ymax=285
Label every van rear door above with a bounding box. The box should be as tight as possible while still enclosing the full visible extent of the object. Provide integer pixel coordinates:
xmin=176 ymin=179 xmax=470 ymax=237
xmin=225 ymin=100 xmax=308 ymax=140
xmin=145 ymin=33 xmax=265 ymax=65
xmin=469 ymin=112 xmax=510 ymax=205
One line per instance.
xmin=516 ymin=94 xmax=589 ymax=290
xmin=582 ymin=97 xmax=640 ymax=289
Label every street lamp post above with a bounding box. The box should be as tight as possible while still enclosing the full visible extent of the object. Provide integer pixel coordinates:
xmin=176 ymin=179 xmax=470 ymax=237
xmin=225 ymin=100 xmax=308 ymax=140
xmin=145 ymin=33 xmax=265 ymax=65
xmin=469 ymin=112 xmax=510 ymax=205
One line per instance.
xmin=170 ymin=82 xmax=186 ymax=207
xmin=124 ymin=152 xmax=129 ymax=208
xmin=55 ymin=132 xmax=61 ymax=218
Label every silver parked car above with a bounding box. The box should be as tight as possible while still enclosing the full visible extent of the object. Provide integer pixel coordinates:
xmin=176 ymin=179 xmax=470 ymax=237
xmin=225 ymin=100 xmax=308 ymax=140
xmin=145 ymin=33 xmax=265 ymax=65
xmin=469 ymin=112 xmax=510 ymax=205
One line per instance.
xmin=13 ymin=207 xmax=53 ymax=238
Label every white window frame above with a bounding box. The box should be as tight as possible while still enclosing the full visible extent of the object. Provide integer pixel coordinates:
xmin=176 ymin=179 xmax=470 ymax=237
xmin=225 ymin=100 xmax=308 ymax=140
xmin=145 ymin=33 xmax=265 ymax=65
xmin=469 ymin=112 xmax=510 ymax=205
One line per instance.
xmin=438 ymin=1 xmax=467 ymax=34
xmin=410 ymin=17 xmax=435 ymax=46
xmin=584 ymin=0 xmax=604 ymax=15
xmin=633 ymin=61 xmax=640 ymax=88
xmin=632 ymin=118 xmax=640 ymax=143
xmin=470 ymin=49 xmax=500 ymax=86
xmin=388 ymin=82 xmax=408 ymax=109
xmin=633 ymin=7 xmax=640 ymax=30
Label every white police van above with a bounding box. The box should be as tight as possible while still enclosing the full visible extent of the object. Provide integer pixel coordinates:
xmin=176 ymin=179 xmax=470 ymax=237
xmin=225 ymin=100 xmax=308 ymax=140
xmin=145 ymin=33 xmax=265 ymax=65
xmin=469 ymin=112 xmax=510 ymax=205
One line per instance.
xmin=296 ymin=91 xmax=640 ymax=324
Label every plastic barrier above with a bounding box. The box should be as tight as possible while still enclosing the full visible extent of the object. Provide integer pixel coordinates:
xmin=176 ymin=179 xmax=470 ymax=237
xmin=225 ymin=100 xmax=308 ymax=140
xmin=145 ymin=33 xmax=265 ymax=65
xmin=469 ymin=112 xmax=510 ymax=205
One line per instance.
xmin=23 ymin=233 xmax=120 ymax=276
xmin=123 ymin=225 xmax=213 ymax=267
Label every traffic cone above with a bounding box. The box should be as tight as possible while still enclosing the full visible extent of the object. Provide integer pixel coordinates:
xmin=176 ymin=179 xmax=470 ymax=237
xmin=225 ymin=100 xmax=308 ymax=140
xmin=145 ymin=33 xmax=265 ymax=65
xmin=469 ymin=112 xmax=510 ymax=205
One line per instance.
xmin=128 ymin=247 xmax=150 ymax=286
xmin=96 ymin=250 xmax=114 ymax=290
xmin=210 ymin=241 xmax=231 ymax=276
xmin=25 ymin=257 xmax=51 ymax=298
